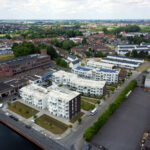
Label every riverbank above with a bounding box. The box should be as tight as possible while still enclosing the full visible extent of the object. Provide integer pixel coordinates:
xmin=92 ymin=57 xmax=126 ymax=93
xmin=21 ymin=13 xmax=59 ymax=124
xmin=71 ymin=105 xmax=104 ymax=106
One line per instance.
xmin=0 ymin=110 xmax=68 ymax=150
xmin=0 ymin=119 xmax=45 ymax=150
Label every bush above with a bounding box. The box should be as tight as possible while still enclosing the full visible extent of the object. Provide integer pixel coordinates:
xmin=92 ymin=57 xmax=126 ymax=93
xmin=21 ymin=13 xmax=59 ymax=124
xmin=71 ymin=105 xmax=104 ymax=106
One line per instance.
xmin=84 ymin=80 xmax=137 ymax=141
xmin=69 ymin=125 xmax=72 ymax=128
xmin=78 ymin=118 xmax=82 ymax=124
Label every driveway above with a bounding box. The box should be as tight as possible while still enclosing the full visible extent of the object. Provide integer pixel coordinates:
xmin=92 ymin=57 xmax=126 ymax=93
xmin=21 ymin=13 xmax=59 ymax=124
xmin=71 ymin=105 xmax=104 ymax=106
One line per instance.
xmin=91 ymin=87 xmax=150 ymax=150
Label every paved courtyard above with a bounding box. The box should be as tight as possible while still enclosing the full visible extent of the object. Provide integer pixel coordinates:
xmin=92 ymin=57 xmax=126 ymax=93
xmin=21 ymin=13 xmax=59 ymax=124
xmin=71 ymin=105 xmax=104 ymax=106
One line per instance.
xmin=91 ymin=87 xmax=150 ymax=150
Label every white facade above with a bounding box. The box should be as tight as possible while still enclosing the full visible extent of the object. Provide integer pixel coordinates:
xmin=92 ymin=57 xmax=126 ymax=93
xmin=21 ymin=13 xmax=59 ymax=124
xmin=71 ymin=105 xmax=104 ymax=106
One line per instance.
xmin=20 ymin=84 xmax=47 ymax=109
xmin=47 ymin=89 xmax=80 ymax=119
xmin=144 ymin=74 xmax=150 ymax=89
xmin=87 ymin=60 xmax=114 ymax=69
xmin=20 ymin=83 xmax=80 ymax=120
xmin=52 ymin=70 xmax=106 ymax=96
xmin=72 ymin=66 xmax=120 ymax=84
xmin=107 ymin=55 xmax=144 ymax=63
xmin=101 ymin=58 xmax=139 ymax=69
xmin=67 ymin=54 xmax=81 ymax=68
xmin=116 ymin=44 xmax=150 ymax=56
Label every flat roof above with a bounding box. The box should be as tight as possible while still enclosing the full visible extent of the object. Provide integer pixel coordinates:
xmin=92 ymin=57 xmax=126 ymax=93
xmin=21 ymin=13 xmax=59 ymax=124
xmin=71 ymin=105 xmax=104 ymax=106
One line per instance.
xmin=98 ymin=68 xmax=117 ymax=73
xmin=53 ymin=70 xmax=77 ymax=78
xmin=102 ymin=58 xmax=139 ymax=65
xmin=72 ymin=78 xmax=106 ymax=88
xmin=87 ymin=60 xmax=114 ymax=67
xmin=48 ymin=88 xmax=80 ymax=102
xmin=0 ymin=54 xmax=48 ymax=65
xmin=76 ymin=66 xmax=92 ymax=71
xmin=108 ymin=54 xmax=144 ymax=61
xmin=0 ymin=82 xmax=13 ymax=93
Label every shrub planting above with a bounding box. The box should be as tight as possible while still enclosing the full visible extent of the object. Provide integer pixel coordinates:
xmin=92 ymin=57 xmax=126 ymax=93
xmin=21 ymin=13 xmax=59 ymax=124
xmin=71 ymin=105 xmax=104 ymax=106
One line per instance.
xmin=84 ymin=80 xmax=137 ymax=141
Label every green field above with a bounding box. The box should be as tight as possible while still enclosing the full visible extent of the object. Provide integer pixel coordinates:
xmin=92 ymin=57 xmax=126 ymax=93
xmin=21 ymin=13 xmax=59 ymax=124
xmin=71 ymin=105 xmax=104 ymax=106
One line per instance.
xmin=8 ymin=101 xmax=39 ymax=119
xmin=81 ymin=100 xmax=95 ymax=111
xmin=0 ymin=54 xmax=14 ymax=61
xmin=81 ymin=96 xmax=99 ymax=104
xmin=35 ymin=114 xmax=68 ymax=134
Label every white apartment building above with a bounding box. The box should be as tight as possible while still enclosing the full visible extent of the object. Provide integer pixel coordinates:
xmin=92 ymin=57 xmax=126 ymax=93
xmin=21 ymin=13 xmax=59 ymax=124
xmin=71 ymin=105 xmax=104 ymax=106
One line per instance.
xmin=20 ymin=84 xmax=47 ymax=109
xmin=87 ymin=60 xmax=114 ymax=69
xmin=116 ymin=44 xmax=150 ymax=56
xmin=47 ymin=88 xmax=80 ymax=120
xmin=107 ymin=54 xmax=144 ymax=64
xmin=72 ymin=66 xmax=120 ymax=84
xmin=20 ymin=84 xmax=81 ymax=120
xmin=101 ymin=58 xmax=139 ymax=69
xmin=52 ymin=70 xmax=106 ymax=96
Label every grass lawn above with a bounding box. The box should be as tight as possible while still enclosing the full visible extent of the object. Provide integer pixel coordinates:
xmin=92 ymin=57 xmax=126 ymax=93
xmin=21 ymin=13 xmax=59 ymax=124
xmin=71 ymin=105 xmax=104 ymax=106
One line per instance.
xmin=70 ymin=112 xmax=84 ymax=123
xmin=0 ymin=54 xmax=14 ymax=61
xmin=8 ymin=101 xmax=39 ymax=119
xmin=0 ymin=34 xmax=6 ymax=37
xmin=81 ymin=96 xmax=99 ymax=104
xmin=136 ymin=62 xmax=150 ymax=72
xmin=35 ymin=114 xmax=68 ymax=134
xmin=81 ymin=100 xmax=95 ymax=111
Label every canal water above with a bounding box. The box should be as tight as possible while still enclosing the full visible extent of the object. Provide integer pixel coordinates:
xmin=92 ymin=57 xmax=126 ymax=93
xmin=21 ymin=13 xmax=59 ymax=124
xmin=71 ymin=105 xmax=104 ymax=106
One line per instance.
xmin=0 ymin=123 xmax=42 ymax=150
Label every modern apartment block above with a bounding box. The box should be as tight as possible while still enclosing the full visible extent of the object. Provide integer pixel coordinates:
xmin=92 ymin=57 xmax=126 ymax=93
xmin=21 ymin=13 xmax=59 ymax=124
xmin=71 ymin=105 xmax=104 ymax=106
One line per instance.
xmin=72 ymin=66 xmax=120 ymax=84
xmin=47 ymin=89 xmax=81 ymax=120
xmin=101 ymin=55 xmax=144 ymax=69
xmin=107 ymin=54 xmax=144 ymax=63
xmin=116 ymin=44 xmax=150 ymax=55
xmin=20 ymin=83 xmax=81 ymax=120
xmin=87 ymin=60 xmax=114 ymax=69
xmin=52 ymin=70 xmax=106 ymax=96
xmin=0 ymin=50 xmax=50 ymax=78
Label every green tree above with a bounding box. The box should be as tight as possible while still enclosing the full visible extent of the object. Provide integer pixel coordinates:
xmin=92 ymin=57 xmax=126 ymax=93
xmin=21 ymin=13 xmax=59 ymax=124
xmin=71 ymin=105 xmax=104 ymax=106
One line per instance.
xmin=47 ymin=46 xmax=58 ymax=59
xmin=78 ymin=118 xmax=82 ymax=124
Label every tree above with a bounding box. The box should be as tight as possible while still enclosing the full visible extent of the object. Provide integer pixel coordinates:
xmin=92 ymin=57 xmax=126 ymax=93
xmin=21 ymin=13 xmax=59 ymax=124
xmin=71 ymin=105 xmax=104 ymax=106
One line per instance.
xmin=12 ymin=42 xmax=39 ymax=57
xmin=62 ymin=40 xmax=75 ymax=50
xmin=78 ymin=118 xmax=82 ymax=124
xmin=82 ymin=38 xmax=87 ymax=45
xmin=47 ymin=46 xmax=58 ymax=59
xmin=25 ymin=110 xmax=29 ymax=114
xmin=131 ymin=50 xmax=138 ymax=58
xmin=102 ymin=27 xmax=108 ymax=34
xmin=56 ymin=57 xmax=69 ymax=68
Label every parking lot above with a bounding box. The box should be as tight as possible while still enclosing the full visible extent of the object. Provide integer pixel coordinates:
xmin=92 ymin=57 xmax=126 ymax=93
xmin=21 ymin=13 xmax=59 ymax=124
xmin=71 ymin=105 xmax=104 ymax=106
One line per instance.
xmin=91 ymin=87 xmax=150 ymax=150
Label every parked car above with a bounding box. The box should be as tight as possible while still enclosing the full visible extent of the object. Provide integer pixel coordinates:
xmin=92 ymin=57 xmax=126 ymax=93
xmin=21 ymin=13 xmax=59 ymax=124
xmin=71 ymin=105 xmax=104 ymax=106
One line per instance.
xmin=98 ymin=145 xmax=106 ymax=150
xmin=13 ymin=117 xmax=19 ymax=121
xmin=12 ymin=98 xmax=17 ymax=101
xmin=90 ymin=108 xmax=97 ymax=115
xmin=85 ymin=144 xmax=92 ymax=150
xmin=9 ymin=115 xmax=15 ymax=119
xmin=9 ymin=115 xmax=18 ymax=121
xmin=0 ymin=103 xmax=3 ymax=108
xmin=25 ymin=125 xmax=31 ymax=129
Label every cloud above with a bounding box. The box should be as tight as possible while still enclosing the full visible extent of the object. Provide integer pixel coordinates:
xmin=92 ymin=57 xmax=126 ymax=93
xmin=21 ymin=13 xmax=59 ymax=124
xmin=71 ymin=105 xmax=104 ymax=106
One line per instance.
xmin=0 ymin=0 xmax=150 ymax=19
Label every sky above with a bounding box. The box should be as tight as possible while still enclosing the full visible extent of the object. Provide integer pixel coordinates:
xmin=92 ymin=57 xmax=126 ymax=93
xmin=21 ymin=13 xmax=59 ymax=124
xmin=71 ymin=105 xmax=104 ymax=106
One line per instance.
xmin=0 ymin=0 xmax=150 ymax=20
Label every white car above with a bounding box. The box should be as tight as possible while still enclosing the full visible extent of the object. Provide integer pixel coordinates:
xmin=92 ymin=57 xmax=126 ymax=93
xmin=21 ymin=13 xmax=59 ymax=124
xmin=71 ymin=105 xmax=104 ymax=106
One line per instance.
xmin=0 ymin=103 xmax=4 ymax=108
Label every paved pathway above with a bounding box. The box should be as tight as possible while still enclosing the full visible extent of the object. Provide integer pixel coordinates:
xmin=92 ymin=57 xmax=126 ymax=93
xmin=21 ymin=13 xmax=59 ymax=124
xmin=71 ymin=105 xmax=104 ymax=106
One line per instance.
xmin=0 ymin=110 xmax=68 ymax=150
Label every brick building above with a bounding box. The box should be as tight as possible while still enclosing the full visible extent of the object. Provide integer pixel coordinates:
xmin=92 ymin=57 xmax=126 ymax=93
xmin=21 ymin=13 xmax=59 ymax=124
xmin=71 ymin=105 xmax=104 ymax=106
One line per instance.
xmin=0 ymin=50 xmax=51 ymax=78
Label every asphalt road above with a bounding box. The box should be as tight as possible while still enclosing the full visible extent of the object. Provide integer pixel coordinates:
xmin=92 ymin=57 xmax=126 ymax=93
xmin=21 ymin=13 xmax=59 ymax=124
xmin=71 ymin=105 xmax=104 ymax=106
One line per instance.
xmin=0 ymin=110 xmax=68 ymax=150
xmin=59 ymin=72 xmax=140 ymax=150
xmin=91 ymin=87 xmax=150 ymax=150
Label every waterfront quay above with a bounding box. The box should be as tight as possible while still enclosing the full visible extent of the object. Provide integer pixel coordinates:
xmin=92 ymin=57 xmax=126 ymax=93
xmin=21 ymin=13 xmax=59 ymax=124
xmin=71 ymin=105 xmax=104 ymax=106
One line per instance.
xmin=0 ymin=110 xmax=68 ymax=150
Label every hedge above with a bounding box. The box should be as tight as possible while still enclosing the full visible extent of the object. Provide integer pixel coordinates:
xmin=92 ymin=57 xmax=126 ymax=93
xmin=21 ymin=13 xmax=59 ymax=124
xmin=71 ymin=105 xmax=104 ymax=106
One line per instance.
xmin=84 ymin=80 xmax=137 ymax=141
